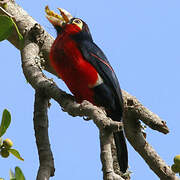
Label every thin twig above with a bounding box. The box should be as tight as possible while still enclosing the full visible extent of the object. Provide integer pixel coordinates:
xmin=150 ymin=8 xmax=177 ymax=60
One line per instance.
xmin=0 ymin=7 xmax=13 ymax=17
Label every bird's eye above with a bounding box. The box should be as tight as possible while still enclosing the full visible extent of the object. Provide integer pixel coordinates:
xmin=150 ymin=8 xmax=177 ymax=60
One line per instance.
xmin=73 ymin=19 xmax=81 ymax=24
xmin=72 ymin=19 xmax=83 ymax=30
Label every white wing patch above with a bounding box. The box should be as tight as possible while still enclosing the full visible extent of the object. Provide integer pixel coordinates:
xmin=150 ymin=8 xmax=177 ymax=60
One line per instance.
xmin=88 ymin=73 xmax=103 ymax=88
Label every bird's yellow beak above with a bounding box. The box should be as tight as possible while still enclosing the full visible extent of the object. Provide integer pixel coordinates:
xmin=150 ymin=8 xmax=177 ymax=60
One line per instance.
xmin=45 ymin=6 xmax=73 ymax=27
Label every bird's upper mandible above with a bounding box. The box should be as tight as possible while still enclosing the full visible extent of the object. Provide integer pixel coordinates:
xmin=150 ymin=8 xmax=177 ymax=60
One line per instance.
xmin=45 ymin=6 xmax=92 ymax=36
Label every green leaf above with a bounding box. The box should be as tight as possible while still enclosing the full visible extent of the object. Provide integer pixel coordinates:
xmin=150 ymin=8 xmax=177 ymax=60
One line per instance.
xmin=15 ymin=167 xmax=25 ymax=180
xmin=9 ymin=149 xmax=24 ymax=161
xmin=9 ymin=169 xmax=16 ymax=180
xmin=0 ymin=15 xmax=13 ymax=41
xmin=0 ymin=109 xmax=11 ymax=137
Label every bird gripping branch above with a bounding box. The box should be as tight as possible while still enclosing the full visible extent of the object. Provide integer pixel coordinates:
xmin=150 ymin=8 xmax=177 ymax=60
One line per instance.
xmin=45 ymin=6 xmax=128 ymax=173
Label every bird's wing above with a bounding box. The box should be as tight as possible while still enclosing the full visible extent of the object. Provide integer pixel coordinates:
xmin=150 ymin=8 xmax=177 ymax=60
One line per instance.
xmin=77 ymin=40 xmax=123 ymax=109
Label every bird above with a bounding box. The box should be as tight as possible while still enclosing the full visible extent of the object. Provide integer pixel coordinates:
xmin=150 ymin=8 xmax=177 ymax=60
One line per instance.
xmin=45 ymin=6 xmax=128 ymax=173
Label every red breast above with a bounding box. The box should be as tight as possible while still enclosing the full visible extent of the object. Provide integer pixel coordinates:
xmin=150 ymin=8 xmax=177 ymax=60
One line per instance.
xmin=50 ymin=24 xmax=98 ymax=103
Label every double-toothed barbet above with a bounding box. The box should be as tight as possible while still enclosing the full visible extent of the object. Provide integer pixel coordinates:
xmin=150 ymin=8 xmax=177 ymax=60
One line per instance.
xmin=45 ymin=6 xmax=128 ymax=173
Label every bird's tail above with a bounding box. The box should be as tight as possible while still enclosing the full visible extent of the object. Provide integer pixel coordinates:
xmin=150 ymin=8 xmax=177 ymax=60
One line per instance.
xmin=109 ymin=112 xmax=128 ymax=173
xmin=113 ymin=131 xmax=128 ymax=173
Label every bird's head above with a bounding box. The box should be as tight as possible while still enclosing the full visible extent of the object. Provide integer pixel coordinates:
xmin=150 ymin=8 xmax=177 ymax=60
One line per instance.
xmin=45 ymin=6 xmax=92 ymax=40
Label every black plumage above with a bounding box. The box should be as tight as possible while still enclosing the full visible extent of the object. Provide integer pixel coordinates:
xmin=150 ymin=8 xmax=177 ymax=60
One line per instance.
xmin=71 ymin=21 xmax=128 ymax=173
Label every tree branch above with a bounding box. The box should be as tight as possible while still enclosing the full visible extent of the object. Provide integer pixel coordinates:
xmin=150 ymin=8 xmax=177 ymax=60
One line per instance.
xmin=100 ymin=130 xmax=124 ymax=180
xmin=123 ymin=109 xmax=178 ymax=180
xmin=34 ymin=90 xmax=55 ymax=180
xmin=122 ymin=91 xmax=169 ymax=134
xmin=1 ymin=1 xmax=178 ymax=180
